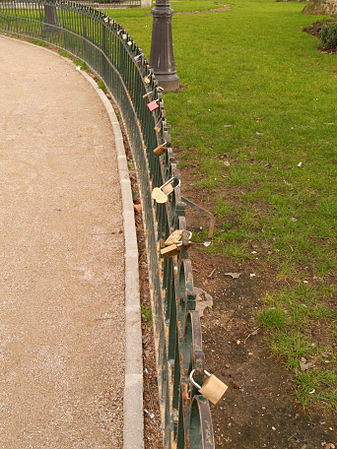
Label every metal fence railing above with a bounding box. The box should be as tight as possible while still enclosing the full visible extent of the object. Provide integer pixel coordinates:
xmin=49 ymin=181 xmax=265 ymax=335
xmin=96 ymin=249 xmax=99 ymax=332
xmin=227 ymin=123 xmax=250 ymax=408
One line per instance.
xmin=76 ymin=0 xmax=141 ymax=8
xmin=0 ymin=2 xmax=215 ymax=447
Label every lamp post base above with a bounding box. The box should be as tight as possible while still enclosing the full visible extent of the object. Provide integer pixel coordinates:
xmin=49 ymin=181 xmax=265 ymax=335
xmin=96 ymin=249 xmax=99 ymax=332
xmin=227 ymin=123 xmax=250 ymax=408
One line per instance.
xmin=155 ymin=72 xmax=179 ymax=91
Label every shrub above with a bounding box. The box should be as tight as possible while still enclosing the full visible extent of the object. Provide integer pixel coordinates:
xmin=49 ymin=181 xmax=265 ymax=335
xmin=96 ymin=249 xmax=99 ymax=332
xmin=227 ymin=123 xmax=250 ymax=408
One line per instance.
xmin=320 ymin=22 xmax=337 ymax=50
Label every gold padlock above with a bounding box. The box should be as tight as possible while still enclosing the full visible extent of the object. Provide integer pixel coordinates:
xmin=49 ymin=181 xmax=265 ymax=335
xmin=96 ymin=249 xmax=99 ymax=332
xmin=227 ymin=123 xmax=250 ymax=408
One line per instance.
xmin=164 ymin=229 xmax=183 ymax=245
xmin=164 ymin=230 xmax=192 ymax=246
xmin=153 ymin=117 xmax=163 ymax=133
xmin=189 ymin=369 xmax=228 ymax=405
xmin=160 ymin=242 xmax=182 ymax=258
xmin=153 ymin=142 xmax=167 ymax=156
xmin=151 ymin=177 xmax=181 ymax=204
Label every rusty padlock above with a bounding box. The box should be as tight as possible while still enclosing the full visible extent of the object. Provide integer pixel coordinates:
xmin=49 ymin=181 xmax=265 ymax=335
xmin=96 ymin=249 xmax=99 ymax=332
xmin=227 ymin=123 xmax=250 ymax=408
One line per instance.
xmin=151 ymin=177 xmax=180 ymax=204
xmin=189 ymin=369 xmax=228 ymax=405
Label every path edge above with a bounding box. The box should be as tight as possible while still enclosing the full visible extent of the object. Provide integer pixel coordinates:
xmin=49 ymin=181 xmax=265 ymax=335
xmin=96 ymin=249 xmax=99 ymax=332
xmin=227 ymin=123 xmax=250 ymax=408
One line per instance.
xmin=80 ymin=72 xmax=144 ymax=449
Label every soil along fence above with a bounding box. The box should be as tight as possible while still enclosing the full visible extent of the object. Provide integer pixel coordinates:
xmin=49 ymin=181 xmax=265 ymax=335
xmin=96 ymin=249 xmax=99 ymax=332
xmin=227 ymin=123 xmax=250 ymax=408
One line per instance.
xmin=0 ymin=1 xmax=215 ymax=447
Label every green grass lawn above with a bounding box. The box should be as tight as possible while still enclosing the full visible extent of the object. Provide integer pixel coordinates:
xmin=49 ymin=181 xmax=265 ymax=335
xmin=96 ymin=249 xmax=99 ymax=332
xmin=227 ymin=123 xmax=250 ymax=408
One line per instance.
xmin=106 ymin=0 xmax=337 ymax=410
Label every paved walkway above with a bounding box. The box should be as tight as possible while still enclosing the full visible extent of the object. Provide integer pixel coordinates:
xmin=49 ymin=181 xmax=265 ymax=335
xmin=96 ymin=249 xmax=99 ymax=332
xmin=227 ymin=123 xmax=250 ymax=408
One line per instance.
xmin=0 ymin=36 xmax=126 ymax=448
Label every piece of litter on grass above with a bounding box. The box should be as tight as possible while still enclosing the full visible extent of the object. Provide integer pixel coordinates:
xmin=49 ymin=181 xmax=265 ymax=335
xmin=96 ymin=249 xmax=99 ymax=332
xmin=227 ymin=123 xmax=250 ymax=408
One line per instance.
xmin=291 ymin=217 xmax=297 ymax=222
xmin=300 ymin=357 xmax=316 ymax=371
xmin=76 ymin=65 xmax=81 ymax=71
xmin=203 ymin=241 xmax=211 ymax=247
xmin=224 ymin=124 xmax=232 ymax=128
xmin=297 ymin=161 xmax=303 ymax=167
xmin=309 ymin=389 xmax=315 ymax=394
xmin=251 ymin=250 xmax=257 ymax=254
xmin=250 ymin=273 xmax=256 ymax=278
xmin=223 ymin=160 xmax=230 ymax=167
xmin=224 ymin=272 xmax=241 ymax=279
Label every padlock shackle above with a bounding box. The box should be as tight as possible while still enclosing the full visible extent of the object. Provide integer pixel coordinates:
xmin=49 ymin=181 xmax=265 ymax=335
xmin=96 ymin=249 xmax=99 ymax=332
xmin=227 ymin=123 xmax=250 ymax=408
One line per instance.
xmin=189 ymin=368 xmax=212 ymax=391
xmin=189 ymin=369 xmax=202 ymax=390
xmin=161 ymin=176 xmax=181 ymax=190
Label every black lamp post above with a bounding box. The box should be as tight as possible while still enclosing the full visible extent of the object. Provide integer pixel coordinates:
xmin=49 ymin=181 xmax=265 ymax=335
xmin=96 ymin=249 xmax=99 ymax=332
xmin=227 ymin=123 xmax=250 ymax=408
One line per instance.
xmin=150 ymin=0 xmax=179 ymax=91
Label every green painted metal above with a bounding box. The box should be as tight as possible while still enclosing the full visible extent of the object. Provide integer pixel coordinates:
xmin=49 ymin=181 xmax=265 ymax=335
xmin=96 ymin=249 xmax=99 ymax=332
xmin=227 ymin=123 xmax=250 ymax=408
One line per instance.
xmin=0 ymin=2 xmax=215 ymax=447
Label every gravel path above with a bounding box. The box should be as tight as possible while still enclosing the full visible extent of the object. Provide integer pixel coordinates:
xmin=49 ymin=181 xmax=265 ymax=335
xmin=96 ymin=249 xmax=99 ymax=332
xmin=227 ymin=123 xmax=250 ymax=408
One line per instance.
xmin=0 ymin=36 xmax=125 ymax=449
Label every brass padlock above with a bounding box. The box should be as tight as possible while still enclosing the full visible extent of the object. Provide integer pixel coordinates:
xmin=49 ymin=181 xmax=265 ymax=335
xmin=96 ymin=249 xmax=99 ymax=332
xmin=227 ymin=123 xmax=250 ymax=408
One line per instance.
xmin=122 ymin=33 xmax=127 ymax=40
xmin=164 ymin=230 xmax=192 ymax=246
xmin=143 ymin=75 xmax=151 ymax=84
xmin=151 ymin=177 xmax=181 ymax=204
xmin=104 ymin=16 xmax=109 ymax=23
xmin=160 ymin=242 xmax=182 ymax=258
xmin=164 ymin=229 xmax=183 ymax=245
xmin=189 ymin=369 xmax=228 ymax=405
xmin=154 ymin=117 xmax=163 ymax=133
xmin=153 ymin=141 xmax=167 ymax=156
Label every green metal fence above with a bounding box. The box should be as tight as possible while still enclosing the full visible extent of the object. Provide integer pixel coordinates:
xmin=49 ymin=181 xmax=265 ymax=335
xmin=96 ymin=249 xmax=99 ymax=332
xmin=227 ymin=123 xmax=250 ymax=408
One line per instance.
xmin=0 ymin=2 xmax=215 ymax=447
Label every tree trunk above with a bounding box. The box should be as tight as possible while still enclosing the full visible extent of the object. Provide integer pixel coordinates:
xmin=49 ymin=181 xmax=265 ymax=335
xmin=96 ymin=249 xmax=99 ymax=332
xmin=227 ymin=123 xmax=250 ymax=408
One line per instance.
xmin=302 ymin=0 xmax=337 ymax=14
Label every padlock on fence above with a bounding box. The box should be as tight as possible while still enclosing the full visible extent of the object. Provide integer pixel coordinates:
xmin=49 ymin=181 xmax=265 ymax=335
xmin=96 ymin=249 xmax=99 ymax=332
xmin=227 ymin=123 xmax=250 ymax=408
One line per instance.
xmin=189 ymin=369 xmax=228 ymax=405
xmin=151 ymin=177 xmax=180 ymax=204
xmin=153 ymin=141 xmax=167 ymax=156
xmin=160 ymin=242 xmax=182 ymax=258
xmin=161 ymin=230 xmax=192 ymax=258
xmin=147 ymin=99 xmax=159 ymax=112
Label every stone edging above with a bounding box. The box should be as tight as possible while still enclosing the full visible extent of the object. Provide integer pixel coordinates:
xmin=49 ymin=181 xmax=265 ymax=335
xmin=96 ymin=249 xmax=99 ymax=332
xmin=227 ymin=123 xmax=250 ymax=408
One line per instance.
xmin=81 ymin=72 xmax=144 ymax=449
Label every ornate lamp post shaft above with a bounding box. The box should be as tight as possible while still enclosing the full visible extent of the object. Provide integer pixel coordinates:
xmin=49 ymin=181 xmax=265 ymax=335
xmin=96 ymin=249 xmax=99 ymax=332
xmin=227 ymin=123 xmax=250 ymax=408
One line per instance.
xmin=150 ymin=0 xmax=179 ymax=91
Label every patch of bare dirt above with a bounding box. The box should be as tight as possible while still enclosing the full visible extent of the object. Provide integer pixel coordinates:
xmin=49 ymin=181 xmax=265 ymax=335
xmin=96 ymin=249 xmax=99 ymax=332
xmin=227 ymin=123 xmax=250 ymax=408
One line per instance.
xmin=303 ymin=20 xmax=337 ymax=53
xmin=178 ymin=163 xmax=337 ymax=449
xmin=303 ymin=21 xmax=325 ymax=38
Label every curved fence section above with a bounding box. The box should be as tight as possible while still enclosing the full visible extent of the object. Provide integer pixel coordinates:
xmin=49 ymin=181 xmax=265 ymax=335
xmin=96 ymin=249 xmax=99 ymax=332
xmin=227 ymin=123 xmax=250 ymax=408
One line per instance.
xmin=0 ymin=2 xmax=215 ymax=447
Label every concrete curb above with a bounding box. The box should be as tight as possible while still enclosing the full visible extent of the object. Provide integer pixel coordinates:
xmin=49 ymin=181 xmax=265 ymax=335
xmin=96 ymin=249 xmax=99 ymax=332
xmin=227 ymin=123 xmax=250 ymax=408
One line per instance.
xmin=0 ymin=36 xmax=144 ymax=449
xmin=80 ymin=72 xmax=144 ymax=449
